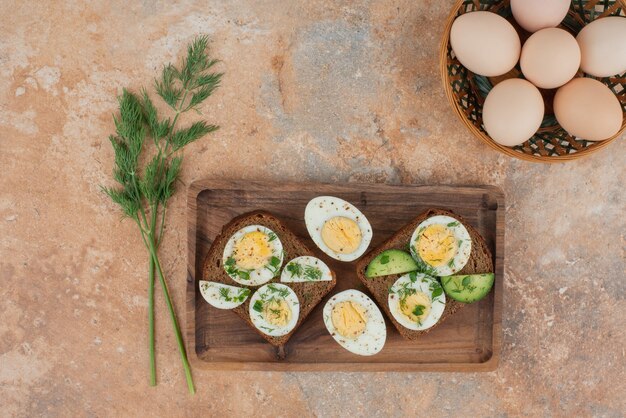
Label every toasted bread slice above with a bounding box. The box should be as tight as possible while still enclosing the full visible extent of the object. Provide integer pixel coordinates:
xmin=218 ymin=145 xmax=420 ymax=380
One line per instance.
xmin=201 ymin=211 xmax=336 ymax=347
xmin=355 ymin=208 xmax=493 ymax=340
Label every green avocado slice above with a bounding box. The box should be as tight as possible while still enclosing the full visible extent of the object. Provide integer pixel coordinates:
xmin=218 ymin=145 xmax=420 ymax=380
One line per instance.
xmin=365 ymin=249 xmax=419 ymax=278
xmin=441 ymin=273 xmax=495 ymax=303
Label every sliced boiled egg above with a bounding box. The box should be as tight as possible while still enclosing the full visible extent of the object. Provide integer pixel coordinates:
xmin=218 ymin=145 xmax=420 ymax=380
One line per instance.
xmin=248 ymin=283 xmax=299 ymax=336
xmin=304 ymin=196 xmax=372 ymax=262
xmin=388 ymin=273 xmax=446 ymax=331
xmin=409 ymin=215 xmax=471 ymax=276
xmin=222 ymin=225 xmax=284 ymax=286
xmin=323 ymin=289 xmax=386 ymax=356
xmin=199 ymin=281 xmax=251 ymax=309
xmin=280 ymin=256 xmax=333 ymax=283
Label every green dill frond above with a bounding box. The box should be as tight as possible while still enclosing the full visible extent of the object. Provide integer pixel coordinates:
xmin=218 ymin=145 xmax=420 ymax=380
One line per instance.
xmin=139 ymin=155 xmax=162 ymax=203
xmin=155 ymin=64 xmax=182 ymax=110
xmin=115 ymin=89 xmax=145 ymax=152
xmin=187 ymin=77 xmax=222 ymax=110
xmin=159 ymin=156 xmax=182 ymax=203
xmin=189 ymin=65 xmax=221 ymax=89
xmin=141 ymin=89 xmax=170 ymax=140
xmin=179 ymin=35 xmax=210 ymax=88
xmin=169 ymin=121 xmax=218 ymax=151
xmin=109 ymin=135 xmax=141 ymax=188
xmin=102 ymin=186 xmax=140 ymax=219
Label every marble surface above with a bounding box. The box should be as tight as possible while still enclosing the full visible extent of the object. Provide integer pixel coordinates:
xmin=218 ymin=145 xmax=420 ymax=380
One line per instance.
xmin=1 ymin=0 xmax=624 ymax=416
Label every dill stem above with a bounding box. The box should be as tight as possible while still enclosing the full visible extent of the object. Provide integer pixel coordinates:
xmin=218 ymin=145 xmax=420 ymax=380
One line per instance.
xmin=156 ymin=203 xmax=166 ymax=248
xmin=135 ymin=214 xmax=194 ymax=394
xmin=148 ymin=205 xmax=158 ymax=387
xmin=147 ymin=237 xmax=195 ymax=394
xmin=148 ymin=252 xmax=156 ymax=386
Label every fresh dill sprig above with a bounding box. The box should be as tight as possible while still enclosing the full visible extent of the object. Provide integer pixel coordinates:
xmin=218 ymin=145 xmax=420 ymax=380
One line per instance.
xmin=303 ymin=265 xmax=323 ymax=281
xmin=286 ymin=262 xmax=304 ymax=278
xmin=102 ymin=36 xmax=222 ymax=395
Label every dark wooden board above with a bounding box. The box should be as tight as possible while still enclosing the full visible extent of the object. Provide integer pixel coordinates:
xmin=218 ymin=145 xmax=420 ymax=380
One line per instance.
xmin=186 ymin=180 xmax=504 ymax=371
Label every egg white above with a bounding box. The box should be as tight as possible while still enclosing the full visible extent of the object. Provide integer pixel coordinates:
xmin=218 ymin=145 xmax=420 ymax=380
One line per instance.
xmin=222 ymin=225 xmax=284 ymax=286
xmin=323 ymin=289 xmax=386 ymax=356
xmin=248 ymin=283 xmax=300 ymax=337
xmin=304 ymin=196 xmax=373 ymax=262
xmin=199 ymin=281 xmax=250 ymax=310
xmin=409 ymin=215 xmax=472 ymax=276
xmin=387 ymin=273 xmax=446 ymax=331
xmin=280 ymin=256 xmax=333 ymax=283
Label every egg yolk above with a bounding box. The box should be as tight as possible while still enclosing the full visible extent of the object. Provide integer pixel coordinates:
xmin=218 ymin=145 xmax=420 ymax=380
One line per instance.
xmin=416 ymin=224 xmax=457 ymax=267
xmin=263 ymin=299 xmax=292 ymax=327
xmin=233 ymin=231 xmax=272 ymax=270
xmin=331 ymin=301 xmax=367 ymax=339
xmin=400 ymin=292 xmax=431 ymax=323
xmin=321 ymin=217 xmax=362 ymax=254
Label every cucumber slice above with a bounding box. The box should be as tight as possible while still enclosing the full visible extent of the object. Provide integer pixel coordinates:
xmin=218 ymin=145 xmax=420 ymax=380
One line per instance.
xmin=441 ymin=273 xmax=495 ymax=303
xmin=365 ymin=249 xmax=418 ymax=278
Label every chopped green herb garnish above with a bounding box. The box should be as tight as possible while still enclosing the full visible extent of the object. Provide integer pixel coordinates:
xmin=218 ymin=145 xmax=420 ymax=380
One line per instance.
xmin=412 ymin=304 xmax=426 ymax=317
xmin=253 ymin=300 xmax=263 ymax=312
xmin=447 ymin=221 xmax=459 ymax=227
xmin=225 ymin=257 xmax=252 ymax=281
xmin=265 ymin=256 xmax=282 ymax=275
xmin=286 ymin=262 xmax=303 ymax=278
xmin=303 ymin=265 xmax=323 ymax=281
xmin=267 ymin=284 xmax=290 ymax=298
xmin=267 ymin=232 xmax=278 ymax=242
xmin=233 ymin=288 xmax=250 ymax=303
xmin=218 ymin=287 xmax=231 ymax=301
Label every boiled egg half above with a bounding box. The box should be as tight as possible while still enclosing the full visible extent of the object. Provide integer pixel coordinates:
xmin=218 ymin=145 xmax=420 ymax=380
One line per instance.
xmin=323 ymin=289 xmax=386 ymax=356
xmin=388 ymin=273 xmax=446 ymax=331
xmin=280 ymin=256 xmax=333 ymax=283
xmin=304 ymin=196 xmax=372 ymax=261
xmin=222 ymin=225 xmax=284 ymax=286
xmin=249 ymin=283 xmax=299 ymax=336
xmin=409 ymin=215 xmax=471 ymax=276
xmin=199 ymin=281 xmax=251 ymax=310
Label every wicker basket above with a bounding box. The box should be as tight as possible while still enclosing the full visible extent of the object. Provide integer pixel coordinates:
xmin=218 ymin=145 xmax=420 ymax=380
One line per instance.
xmin=440 ymin=0 xmax=626 ymax=162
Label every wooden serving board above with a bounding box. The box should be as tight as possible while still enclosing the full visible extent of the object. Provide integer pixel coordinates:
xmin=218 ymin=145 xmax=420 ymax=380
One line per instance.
xmin=186 ymin=180 xmax=504 ymax=371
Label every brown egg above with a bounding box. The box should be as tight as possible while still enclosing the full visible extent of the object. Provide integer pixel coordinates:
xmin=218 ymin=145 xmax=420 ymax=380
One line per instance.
xmin=520 ymin=28 xmax=581 ymax=89
xmin=483 ymin=78 xmax=545 ymax=147
xmin=554 ymin=78 xmax=623 ymax=141
xmin=450 ymin=11 xmax=521 ymax=77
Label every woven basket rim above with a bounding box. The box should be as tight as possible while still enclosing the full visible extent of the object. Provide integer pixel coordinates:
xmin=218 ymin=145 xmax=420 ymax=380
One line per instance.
xmin=439 ymin=0 xmax=626 ymax=163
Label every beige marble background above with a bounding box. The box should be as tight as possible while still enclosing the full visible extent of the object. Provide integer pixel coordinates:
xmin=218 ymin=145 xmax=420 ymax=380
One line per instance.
xmin=1 ymin=0 xmax=625 ymax=416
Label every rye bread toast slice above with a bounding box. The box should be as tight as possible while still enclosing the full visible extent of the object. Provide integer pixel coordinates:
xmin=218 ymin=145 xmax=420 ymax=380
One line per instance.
xmin=201 ymin=210 xmax=336 ymax=347
xmin=355 ymin=208 xmax=493 ymax=340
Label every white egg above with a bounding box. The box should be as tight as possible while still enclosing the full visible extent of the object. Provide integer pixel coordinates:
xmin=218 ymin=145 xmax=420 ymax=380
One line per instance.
xmin=450 ymin=11 xmax=521 ymax=77
xmin=388 ymin=273 xmax=446 ymax=331
xmin=198 ymin=281 xmax=250 ymax=309
xmin=511 ymin=0 xmax=570 ymax=33
xmin=577 ymin=16 xmax=626 ymax=78
xmin=222 ymin=225 xmax=284 ymax=286
xmin=280 ymin=256 xmax=333 ymax=283
xmin=304 ymin=196 xmax=373 ymax=262
xmin=482 ymin=78 xmax=545 ymax=147
xmin=248 ymin=283 xmax=299 ymax=337
xmin=323 ymin=289 xmax=386 ymax=356
xmin=520 ymin=28 xmax=581 ymax=89
xmin=409 ymin=215 xmax=472 ymax=277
